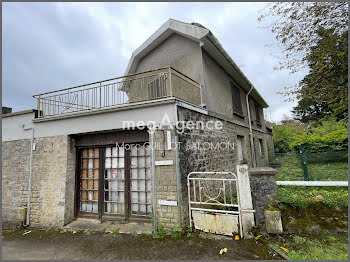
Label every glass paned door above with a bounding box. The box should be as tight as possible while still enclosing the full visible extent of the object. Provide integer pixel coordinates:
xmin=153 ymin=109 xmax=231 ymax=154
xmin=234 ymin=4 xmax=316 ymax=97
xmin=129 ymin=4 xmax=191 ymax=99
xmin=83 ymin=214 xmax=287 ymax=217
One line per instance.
xmin=104 ymin=146 xmax=125 ymax=215
xmin=80 ymin=148 xmax=99 ymax=213
xmin=130 ymin=145 xmax=152 ymax=216
xmin=78 ymin=144 xmax=152 ymax=219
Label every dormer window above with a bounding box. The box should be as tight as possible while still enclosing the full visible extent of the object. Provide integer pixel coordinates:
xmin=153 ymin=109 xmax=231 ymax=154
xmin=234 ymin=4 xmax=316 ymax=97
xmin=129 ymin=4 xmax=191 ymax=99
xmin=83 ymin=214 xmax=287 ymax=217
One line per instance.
xmin=231 ymin=82 xmax=243 ymax=117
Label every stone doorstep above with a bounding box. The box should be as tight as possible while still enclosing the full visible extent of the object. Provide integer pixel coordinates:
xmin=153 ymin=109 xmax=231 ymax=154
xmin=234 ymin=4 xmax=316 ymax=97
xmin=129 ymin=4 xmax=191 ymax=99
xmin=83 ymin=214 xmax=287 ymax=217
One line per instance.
xmin=62 ymin=218 xmax=153 ymax=235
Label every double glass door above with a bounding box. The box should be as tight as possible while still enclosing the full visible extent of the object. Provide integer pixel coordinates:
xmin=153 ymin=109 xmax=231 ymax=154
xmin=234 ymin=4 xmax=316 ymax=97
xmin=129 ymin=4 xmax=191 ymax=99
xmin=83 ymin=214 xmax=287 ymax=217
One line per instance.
xmin=78 ymin=144 xmax=152 ymax=220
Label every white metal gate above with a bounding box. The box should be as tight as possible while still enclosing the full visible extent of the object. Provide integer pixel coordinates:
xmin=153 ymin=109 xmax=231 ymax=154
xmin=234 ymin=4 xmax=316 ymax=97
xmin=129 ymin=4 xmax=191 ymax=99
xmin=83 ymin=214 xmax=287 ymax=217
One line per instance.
xmin=187 ymin=172 xmax=243 ymax=238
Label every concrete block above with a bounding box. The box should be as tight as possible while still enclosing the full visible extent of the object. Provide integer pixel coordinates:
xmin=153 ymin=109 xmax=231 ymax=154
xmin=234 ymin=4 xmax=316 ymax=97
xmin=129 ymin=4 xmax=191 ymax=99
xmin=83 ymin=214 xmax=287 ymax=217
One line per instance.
xmin=264 ymin=210 xmax=283 ymax=234
xmin=241 ymin=212 xmax=255 ymax=238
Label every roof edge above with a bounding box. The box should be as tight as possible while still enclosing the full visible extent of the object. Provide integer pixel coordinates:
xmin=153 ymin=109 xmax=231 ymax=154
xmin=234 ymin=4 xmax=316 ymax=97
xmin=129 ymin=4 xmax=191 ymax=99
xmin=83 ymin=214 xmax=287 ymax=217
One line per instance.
xmin=2 ymin=109 xmax=37 ymax=118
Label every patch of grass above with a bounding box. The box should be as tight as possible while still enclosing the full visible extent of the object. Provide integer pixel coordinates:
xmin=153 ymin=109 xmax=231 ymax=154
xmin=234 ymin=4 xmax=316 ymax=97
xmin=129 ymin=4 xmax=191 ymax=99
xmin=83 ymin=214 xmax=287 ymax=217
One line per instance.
xmin=277 ymin=186 xmax=348 ymax=209
xmin=268 ymin=230 xmax=348 ymax=260
xmin=274 ymin=153 xmax=348 ymax=209
xmin=275 ymin=152 xmax=348 ymax=181
xmin=110 ymin=228 xmax=120 ymax=236
xmin=83 ymin=229 xmax=94 ymax=236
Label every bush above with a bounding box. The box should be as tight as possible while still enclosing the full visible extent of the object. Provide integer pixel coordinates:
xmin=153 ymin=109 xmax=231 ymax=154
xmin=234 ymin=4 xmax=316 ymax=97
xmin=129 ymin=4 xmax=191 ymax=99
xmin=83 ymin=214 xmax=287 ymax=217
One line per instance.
xmin=273 ymin=118 xmax=348 ymax=153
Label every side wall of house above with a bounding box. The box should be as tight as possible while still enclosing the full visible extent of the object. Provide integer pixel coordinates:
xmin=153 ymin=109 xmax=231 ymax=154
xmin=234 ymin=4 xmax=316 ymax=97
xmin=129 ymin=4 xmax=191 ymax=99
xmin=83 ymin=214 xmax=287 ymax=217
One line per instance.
xmin=135 ymin=33 xmax=203 ymax=84
xmin=201 ymin=50 xmax=266 ymax=132
xmin=176 ymin=106 xmax=268 ymax=226
xmin=266 ymin=128 xmax=275 ymax=162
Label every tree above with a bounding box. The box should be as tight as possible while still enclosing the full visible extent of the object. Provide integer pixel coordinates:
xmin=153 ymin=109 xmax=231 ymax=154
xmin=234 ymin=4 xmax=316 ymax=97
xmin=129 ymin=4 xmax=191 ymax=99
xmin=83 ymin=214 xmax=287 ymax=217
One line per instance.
xmin=259 ymin=2 xmax=348 ymax=122
xmin=291 ymin=97 xmax=332 ymax=124
xmin=292 ymin=28 xmax=348 ymax=123
xmin=258 ymin=2 xmax=348 ymax=73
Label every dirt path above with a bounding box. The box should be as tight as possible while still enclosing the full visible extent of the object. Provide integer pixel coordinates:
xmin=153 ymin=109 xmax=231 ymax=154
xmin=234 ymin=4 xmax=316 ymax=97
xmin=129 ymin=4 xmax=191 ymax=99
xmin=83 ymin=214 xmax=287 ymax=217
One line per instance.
xmin=2 ymin=229 xmax=278 ymax=260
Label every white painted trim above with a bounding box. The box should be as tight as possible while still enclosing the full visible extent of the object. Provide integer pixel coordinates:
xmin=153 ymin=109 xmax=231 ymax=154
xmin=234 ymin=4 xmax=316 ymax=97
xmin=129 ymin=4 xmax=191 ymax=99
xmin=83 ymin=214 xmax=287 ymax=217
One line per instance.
xmin=166 ymin=130 xmax=172 ymax=150
xmin=176 ymin=100 xmax=208 ymax=115
xmin=158 ymin=200 xmax=177 ymax=206
xmin=155 ymin=160 xmax=174 ymax=166
xmin=276 ymin=181 xmax=348 ymax=187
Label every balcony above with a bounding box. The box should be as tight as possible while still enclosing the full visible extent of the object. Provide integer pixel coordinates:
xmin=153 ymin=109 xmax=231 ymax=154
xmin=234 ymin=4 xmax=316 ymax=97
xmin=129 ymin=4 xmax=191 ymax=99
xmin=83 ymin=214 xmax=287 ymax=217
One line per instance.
xmin=33 ymin=67 xmax=202 ymax=118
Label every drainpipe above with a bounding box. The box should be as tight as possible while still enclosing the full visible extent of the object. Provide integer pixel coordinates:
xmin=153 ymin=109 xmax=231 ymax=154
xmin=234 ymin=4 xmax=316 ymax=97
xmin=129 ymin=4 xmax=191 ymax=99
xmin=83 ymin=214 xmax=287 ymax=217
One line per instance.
xmin=246 ymin=87 xmax=256 ymax=168
xmin=22 ymin=123 xmax=35 ymax=227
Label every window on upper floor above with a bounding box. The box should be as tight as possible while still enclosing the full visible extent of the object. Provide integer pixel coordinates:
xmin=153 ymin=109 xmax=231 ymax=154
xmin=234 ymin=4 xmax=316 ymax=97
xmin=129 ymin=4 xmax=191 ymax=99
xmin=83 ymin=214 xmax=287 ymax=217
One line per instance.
xmin=254 ymin=103 xmax=261 ymax=126
xmin=230 ymin=82 xmax=243 ymax=117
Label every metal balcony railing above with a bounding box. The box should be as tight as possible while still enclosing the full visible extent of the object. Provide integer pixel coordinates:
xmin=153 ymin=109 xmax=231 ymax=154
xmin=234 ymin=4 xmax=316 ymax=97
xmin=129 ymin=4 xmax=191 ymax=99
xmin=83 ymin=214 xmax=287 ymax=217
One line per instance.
xmin=33 ymin=67 xmax=202 ymax=118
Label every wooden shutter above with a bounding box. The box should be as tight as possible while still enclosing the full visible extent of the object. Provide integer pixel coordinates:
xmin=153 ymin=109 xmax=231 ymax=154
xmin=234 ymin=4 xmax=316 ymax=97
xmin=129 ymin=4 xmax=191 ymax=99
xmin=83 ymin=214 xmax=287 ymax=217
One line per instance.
xmin=255 ymin=103 xmax=261 ymax=124
xmin=231 ymin=83 xmax=243 ymax=115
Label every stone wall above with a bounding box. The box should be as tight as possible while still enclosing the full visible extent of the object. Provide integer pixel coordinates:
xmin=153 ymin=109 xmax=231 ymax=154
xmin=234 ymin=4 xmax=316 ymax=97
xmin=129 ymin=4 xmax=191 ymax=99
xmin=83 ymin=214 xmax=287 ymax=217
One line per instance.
xmin=2 ymin=139 xmax=31 ymax=228
xmin=153 ymin=128 xmax=180 ymax=231
xmin=249 ymin=167 xmax=278 ymax=228
xmin=30 ymin=135 xmax=76 ymax=229
xmin=2 ymin=135 xmax=76 ymax=229
xmin=177 ymin=106 xmax=269 ymax=225
xmin=64 ymin=136 xmax=76 ymax=224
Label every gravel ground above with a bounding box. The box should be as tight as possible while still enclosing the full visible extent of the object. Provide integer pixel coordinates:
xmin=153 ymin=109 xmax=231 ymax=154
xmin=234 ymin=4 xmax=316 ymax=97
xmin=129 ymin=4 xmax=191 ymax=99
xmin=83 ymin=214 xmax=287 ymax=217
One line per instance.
xmin=2 ymin=229 xmax=279 ymax=260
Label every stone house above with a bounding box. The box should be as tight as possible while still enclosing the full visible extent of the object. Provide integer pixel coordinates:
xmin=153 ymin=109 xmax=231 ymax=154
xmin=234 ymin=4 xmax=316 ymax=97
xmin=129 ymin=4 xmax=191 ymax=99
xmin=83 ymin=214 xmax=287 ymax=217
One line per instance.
xmin=2 ymin=19 xmax=272 ymax=232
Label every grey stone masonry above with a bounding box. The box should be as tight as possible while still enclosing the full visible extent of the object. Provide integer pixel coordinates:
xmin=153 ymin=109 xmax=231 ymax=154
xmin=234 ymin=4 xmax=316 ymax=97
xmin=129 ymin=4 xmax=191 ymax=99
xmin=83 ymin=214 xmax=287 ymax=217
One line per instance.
xmin=153 ymin=128 xmax=179 ymax=231
xmin=2 ymin=135 xmax=76 ymax=229
xmin=30 ymin=135 xmax=76 ymax=229
xmin=177 ymin=106 xmax=269 ymax=226
xmin=249 ymin=167 xmax=279 ymax=229
xmin=2 ymin=139 xmax=31 ymax=228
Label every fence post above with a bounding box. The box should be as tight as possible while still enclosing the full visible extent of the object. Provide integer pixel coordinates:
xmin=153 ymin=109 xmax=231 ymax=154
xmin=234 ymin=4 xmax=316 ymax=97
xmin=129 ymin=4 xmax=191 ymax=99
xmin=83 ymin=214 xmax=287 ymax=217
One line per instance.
xmin=236 ymin=164 xmax=255 ymax=238
xmin=297 ymin=144 xmax=310 ymax=181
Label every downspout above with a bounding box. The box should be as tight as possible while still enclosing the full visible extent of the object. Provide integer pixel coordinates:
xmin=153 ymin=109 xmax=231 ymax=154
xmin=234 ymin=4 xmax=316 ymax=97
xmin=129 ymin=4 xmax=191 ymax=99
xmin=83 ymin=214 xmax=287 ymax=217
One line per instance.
xmin=23 ymin=124 xmax=35 ymax=227
xmin=246 ymin=87 xmax=256 ymax=168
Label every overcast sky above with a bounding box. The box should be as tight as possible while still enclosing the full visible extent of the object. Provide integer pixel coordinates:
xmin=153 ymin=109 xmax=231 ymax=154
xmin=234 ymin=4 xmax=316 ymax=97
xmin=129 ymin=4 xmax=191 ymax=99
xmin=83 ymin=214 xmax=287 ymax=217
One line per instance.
xmin=2 ymin=2 xmax=307 ymax=122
